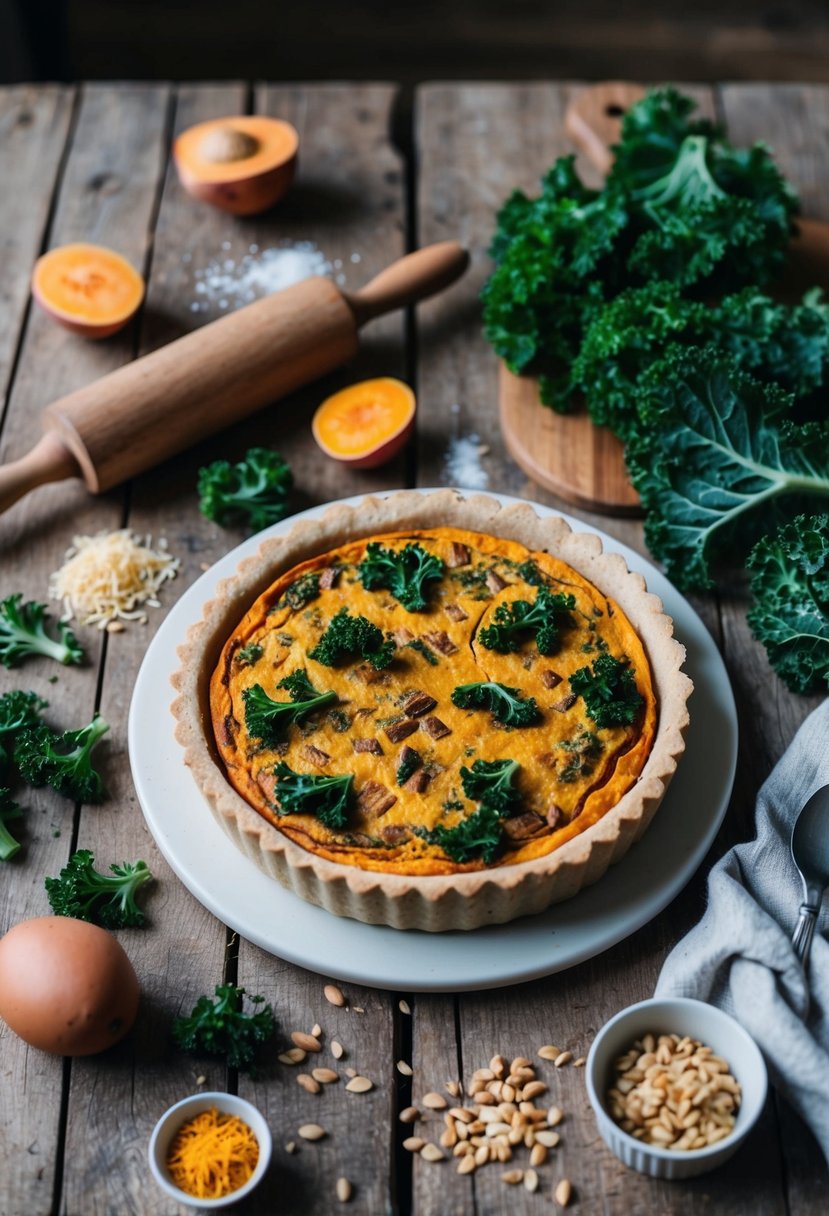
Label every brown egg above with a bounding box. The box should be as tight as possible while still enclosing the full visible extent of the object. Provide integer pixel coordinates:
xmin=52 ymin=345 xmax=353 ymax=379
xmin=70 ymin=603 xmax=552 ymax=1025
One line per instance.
xmin=0 ymin=916 xmax=140 ymax=1055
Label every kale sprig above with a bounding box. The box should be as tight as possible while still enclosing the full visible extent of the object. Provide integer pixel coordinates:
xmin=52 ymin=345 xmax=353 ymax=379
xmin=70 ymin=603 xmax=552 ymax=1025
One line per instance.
xmin=172 ymin=983 xmax=276 ymax=1073
xmin=358 ymin=542 xmax=445 ymax=612
xmin=198 ymin=447 xmax=293 ymax=532
xmin=747 ymin=514 xmax=829 ymax=694
xmin=272 ymin=762 xmax=353 ymax=829
xmin=451 ymin=681 xmax=540 ymax=727
xmin=309 ymin=608 xmax=395 ymax=670
xmin=0 ymin=595 xmax=84 ymax=668
xmin=45 ymin=849 xmax=153 ymax=928
xmin=0 ymin=788 xmax=23 ymax=861
xmin=422 ymin=803 xmax=504 ymax=865
xmin=478 ymin=587 xmax=576 ymax=655
xmin=569 ymin=655 xmax=643 ymax=729
xmin=460 ymin=758 xmax=522 ymax=815
xmin=0 ymin=690 xmax=48 ymax=775
xmin=243 ymin=670 xmax=337 ymax=743
xmin=15 ymin=713 xmax=109 ymax=802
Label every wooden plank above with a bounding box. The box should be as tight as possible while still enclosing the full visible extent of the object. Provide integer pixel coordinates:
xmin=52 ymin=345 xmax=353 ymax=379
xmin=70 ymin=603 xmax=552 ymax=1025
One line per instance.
xmin=57 ymin=84 xmax=252 ymax=1216
xmin=0 ymin=86 xmax=74 ymax=418
xmin=235 ymin=83 xmax=406 ymax=1216
xmin=0 ymin=84 xmax=171 ymax=1216
xmin=413 ymin=80 xmax=787 ymax=1216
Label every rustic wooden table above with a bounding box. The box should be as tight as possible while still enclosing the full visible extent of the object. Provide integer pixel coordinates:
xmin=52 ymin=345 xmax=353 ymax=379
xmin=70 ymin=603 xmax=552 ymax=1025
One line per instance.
xmin=0 ymin=80 xmax=826 ymax=1216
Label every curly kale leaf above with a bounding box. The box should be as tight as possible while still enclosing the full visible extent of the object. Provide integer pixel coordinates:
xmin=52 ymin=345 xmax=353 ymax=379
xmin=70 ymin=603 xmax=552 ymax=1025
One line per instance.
xmin=626 ymin=349 xmax=829 ymax=589
xmin=272 ymin=762 xmax=353 ymax=830
xmin=15 ymin=714 xmax=109 ymax=802
xmin=243 ymin=670 xmax=337 ymax=743
xmin=0 ymin=595 xmax=84 ymax=668
xmin=308 ymin=608 xmax=395 ymax=670
xmin=172 ymin=983 xmax=276 ymax=1073
xmin=0 ymin=690 xmax=48 ymax=776
xmin=421 ymin=803 xmax=504 ymax=865
xmin=358 ymin=542 xmax=445 ymax=612
xmin=45 ymin=849 xmax=153 ymax=928
xmin=451 ymin=681 xmax=540 ymax=727
xmin=0 ymin=787 xmax=23 ymax=862
xmin=198 ymin=447 xmax=293 ymax=532
xmin=460 ymin=758 xmax=522 ymax=816
xmin=478 ymin=587 xmax=576 ymax=655
xmin=747 ymin=514 xmax=829 ymax=694
xmin=569 ymin=655 xmax=644 ymax=728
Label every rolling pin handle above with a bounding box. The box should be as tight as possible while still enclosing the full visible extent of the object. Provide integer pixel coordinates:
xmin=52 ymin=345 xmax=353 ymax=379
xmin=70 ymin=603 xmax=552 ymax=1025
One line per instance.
xmin=0 ymin=432 xmax=81 ymax=517
xmin=565 ymin=82 xmax=647 ymax=173
xmin=346 ymin=241 xmax=470 ymax=326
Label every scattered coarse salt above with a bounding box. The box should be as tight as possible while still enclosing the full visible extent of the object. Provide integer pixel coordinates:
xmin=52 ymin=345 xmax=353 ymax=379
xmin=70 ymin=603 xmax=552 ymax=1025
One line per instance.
xmin=444 ymin=430 xmax=489 ymax=490
xmin=188 ymin=241 xmax=333 ymax=314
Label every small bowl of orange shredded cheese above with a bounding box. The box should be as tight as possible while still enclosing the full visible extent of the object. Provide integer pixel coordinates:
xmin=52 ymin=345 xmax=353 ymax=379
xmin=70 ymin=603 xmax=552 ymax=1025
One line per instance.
xmin=148 ymin=1092 xmax=272 ymax=1208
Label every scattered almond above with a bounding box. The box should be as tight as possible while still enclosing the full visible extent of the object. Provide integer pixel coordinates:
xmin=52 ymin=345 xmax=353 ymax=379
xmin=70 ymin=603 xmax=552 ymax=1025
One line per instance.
xmin=311 ymin=1023 xmax=323 ymax=1038
xmin=423 ymin=1092 xmax=448 ymax=1110
xmin=279 ymin=1047 xmax=306 ymax=1065
xmin=331 ymin=1040 xmax=345 ymax=1059
xmin=399 ymin=999 xmax=411 ymax=1015
xmin=400 ymin=1106 xmax=420 ymax=1123
xmin=291 ymin=1032 xmax=322 ymax=1053
xmin=313 ymin=1068 xmax=339 ymax=1084
xmin=345 ymin=1067 xmax=357 ymax=1078
xmin=297 ymin=1073 xmax=321 ymax=1094
xmin=324 ymin=984 xmax=346 ymax=1007
xmin=555 ymin=1178 xmax=572 ymax=1207
xmin=298 ymin=1123 xmax=326 ymax=1141
xmin=397 ymin=1060 xmax=413 ymax=1076
xmin=420 ymin=1143 xmax=445 ymax=1162
xmin=346 ymin=1075 xmax=374 ymax=1093
xmin=336 ymin=1176 xmax=352 ymax=1203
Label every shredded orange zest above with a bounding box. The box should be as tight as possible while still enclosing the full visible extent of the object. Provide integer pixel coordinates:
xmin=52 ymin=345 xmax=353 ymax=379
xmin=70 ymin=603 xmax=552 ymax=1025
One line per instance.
xmin=166 ymin=1107 xmax=259 ymax=1199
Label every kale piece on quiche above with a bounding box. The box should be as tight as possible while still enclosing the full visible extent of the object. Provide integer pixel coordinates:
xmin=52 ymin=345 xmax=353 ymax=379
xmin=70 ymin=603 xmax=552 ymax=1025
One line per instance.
xmin=478 ymin=588 xmax=576 ymax=655
xmin=358 ymin=542 xmax=445 ymax=611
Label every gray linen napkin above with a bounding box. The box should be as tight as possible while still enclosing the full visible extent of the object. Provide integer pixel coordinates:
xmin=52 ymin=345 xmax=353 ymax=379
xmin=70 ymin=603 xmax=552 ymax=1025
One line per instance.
xmin=656 ymin=697 xmax=829 ymax=1164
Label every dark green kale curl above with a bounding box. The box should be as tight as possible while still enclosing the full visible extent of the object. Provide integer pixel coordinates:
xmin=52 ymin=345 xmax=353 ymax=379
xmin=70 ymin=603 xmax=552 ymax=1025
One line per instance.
xmin=15 ymin=713 xmax=109 ymax=802
xmin=569 ymin=655 xmax=643 ymax=729
xmin=45 ymin=849 xmax=153 ymax=928
xmin=243 ymin=670 xmax=337 ymax=743
xmin=272 ymin=762 xmax=353 ymax=830
xmin=0 ymin=788 xmax=23 ymax=862
xmin=358 ymin=542 xmax=445 ymax=612
xmin=0 ymin=690 xmax=48 ymax=776
xmin=309 ymin=608 xmax=395 ymax=670
xmin=172 ymin=984 xmax=276 ymax=1073
xmin=478 ymin=587 xmax=576 ymax=655
xmin=451 ymin=681 xmax=540 ymax=727
xmin=421 ymin=803 xmax=504 ymax=865
xmin=198 ymin=447 xmax=293 ymax=532
xmin=0 ymin=595 xmax=84 ymax=668
xmin=460 ymin=758 xmax=522 ymax=815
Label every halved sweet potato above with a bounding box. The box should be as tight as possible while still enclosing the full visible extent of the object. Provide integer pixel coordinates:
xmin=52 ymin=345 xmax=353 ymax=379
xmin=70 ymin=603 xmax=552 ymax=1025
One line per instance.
xmin=174 ymin=116 xmax=298 ymax=216
xmin=312 ymin=378 xmax=416 ymax=469
xmin=31 ymin=243 xmax=145 ymax=339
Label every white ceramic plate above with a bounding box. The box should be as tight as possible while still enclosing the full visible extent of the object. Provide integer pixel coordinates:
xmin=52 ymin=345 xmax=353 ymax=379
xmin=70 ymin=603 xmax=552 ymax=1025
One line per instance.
xmin=129 ymin=490 xmax=737 ymax=992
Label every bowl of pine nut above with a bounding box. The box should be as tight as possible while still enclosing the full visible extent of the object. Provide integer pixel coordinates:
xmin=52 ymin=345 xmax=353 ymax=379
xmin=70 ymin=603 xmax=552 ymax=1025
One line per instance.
xmin=585 ymin=997 xmax=768 ymax=1179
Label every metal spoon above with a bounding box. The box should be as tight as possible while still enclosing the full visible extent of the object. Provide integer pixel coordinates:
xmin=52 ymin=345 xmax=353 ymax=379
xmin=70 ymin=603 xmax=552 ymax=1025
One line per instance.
xmin=790 ymin=785 xmax=829 ymax=967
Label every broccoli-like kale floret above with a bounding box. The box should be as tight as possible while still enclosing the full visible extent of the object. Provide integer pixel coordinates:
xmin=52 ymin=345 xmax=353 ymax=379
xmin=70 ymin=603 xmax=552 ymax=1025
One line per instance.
xmin=460 ymin=758 xmax=522 ymax=815
xmin=272 ymin=762 xmax=353 ymax=830
xmin=308 ymin=608 xmax=395 ymax=670
xmin=197 ymin=447 xmax=293 ymax=532
xmin=477 ymin=588 xmax=576 ymax=655
xmin=0 ymin=595 xmax=84 ymax=668
xmin=422 ymin=802 xmax=504 ymax=865
xmin=569 ymin=654 xmax=644 ymax=728
xmin=242 ymin=670 xmax=337 ymax=743
xmin=0 ymin=788 xmax=23 ymax=862
xmin=15 ymin=713 xmax=109 ymax=802
xmin=451 ymin=681 xmax=540 ymax=727
xmin=358 ymin=542 xmax=445 ymax=612
xmin=172 ymin=983 xmax=276 ymax=1073
xmin=0 ymin=689 xmax=48 ymax=776
xmin=45 ymin=848 xmax=153 ymax=928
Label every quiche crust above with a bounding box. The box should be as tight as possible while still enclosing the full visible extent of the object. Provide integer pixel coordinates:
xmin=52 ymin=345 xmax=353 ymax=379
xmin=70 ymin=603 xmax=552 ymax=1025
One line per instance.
xmin=171 ymin=491 xmax=692 ymax=931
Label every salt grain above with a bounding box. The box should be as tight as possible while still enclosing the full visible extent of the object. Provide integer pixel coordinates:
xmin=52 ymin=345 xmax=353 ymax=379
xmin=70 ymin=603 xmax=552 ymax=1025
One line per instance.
xmin=444 ymin=430 xmax=489 ymax=490
xmin=189 ymin=241 xmax=333 ymax=313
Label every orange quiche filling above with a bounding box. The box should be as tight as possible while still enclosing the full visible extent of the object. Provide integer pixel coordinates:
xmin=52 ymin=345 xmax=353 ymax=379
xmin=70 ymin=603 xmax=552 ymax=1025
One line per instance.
xmin=210 ymin=528 xmax=657 ymax=876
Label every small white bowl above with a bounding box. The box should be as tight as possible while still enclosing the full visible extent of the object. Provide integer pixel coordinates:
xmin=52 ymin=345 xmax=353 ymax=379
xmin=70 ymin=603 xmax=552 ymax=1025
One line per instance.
xmin=148 ymin=1091 xmax=272 ymax=1209
xmin=585 ymin=997 xmax=768 ymax=1180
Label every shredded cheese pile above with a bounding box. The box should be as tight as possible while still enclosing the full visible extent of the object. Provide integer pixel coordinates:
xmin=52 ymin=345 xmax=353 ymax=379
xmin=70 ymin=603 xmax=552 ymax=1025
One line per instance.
xmin=166 ymin=1107 xmax=259 ymax=1199
xmin=49 ymin=529 xmax=180 ymax=629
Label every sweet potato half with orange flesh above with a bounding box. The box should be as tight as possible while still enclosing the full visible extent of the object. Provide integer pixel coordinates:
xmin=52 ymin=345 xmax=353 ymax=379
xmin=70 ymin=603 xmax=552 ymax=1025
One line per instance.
xmin=31 ymin=243 xmax=145 ymax=339
xmin=312 ymin=378 xmax=416 ymax=469
xmin=173 ymin=116 xmax=298 ymax=215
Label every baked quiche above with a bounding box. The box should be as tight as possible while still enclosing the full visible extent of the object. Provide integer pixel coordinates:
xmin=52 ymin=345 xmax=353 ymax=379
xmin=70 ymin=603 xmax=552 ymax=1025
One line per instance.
xmin=172 ymin=491 xmax=692 ymax=930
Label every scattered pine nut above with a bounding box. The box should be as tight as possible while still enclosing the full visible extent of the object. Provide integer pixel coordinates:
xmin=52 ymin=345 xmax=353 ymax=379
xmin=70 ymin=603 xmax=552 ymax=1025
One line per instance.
xmin=331 ymin=1040 xmax=345 ymax=1060
xmin=353 ymin=1006 xmax=365 ymax=1014
xmin=555 ymin=1178 xmax=573 ymax=1207
xmin=399 ymin=999 xmax=411 ymax=1015
xmin=521 ymin=1080 xmax=547 ymax=1100
xmin=346 ymin=1075 xmax=374 ymax=1093
xmin=403 ymin=1137 xmax=425 ymax=1152
xmin=400 ymin=1106 xmax=420 ymax=1123
xmin=547 ymin=1105 xmax=564 ymax=1126
xmin=397 ymin=1060 xmax=413 ymax=1076
xmin=524 ymin=1167 xmax=539 ymax=1193
xmin=345 ymin=1067 xmax=357 ymax=1078
xmin=530 ymin=1143 xmax=547 ymax=1167
xmin=445 ymin=1080 xmax=460 ymax=1096
xmin=298 ymin=1123 xmax=326 ymax=1141
xmin=285 ymin=1141 xmax=296 ymax=1154
xmin=324 ymin=984 xmax=346 ymax=1007
xmin=313 ymin=1068 xmax=339 ymax=1084
xmin=311 ymin=1023 xmax=323 ymax=1038
xmin=535 ymin=1130 xmax=561 ymax=1148
xmin=195 ymin=1075 xmax=206 ymax=1086
xmin=573 ymin=1057 xmax=586 ymax=1067
xmin=537 ymin=1045 xmax=561 ymax=1061
xmin=336 ymin=1177 xmax=352 ymax=1203
xmin=554 ymin=1051 xmax=573 ymax=1068
xmin=420 ymin=1143 xmax=444 ymax=1162
xmin=501 ymin=1168 xmax=523 ymax=1184
xmin=106 ymin=620 xmax=125 ymax=633
xmin=457 ymin=1154 xmax=477 ymax=1174
xmin=423 ymin=1092 xmax=448 ymax=1110
xmin=292 ymin=1031 xmax=322 ymax=1053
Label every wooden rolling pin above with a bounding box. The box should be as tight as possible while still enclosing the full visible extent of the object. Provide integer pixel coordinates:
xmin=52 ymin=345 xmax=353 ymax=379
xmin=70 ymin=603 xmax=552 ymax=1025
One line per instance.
xmin=0 ymin=241 xmax=469 ymax=515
